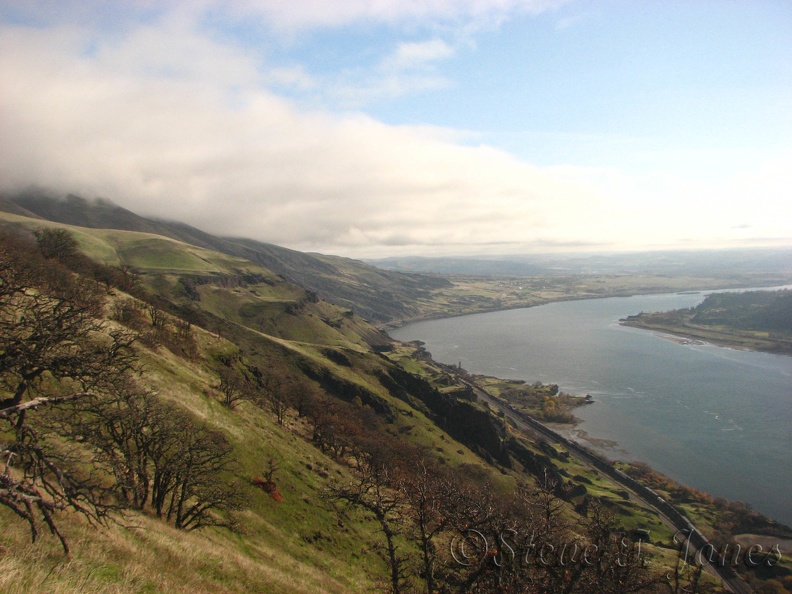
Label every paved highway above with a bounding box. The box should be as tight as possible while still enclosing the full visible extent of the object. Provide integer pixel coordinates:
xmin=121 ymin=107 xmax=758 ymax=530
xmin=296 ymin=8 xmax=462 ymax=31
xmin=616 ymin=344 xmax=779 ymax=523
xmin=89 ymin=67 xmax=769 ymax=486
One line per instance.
xmin=461 ymin=377 xmax=754 ymax=594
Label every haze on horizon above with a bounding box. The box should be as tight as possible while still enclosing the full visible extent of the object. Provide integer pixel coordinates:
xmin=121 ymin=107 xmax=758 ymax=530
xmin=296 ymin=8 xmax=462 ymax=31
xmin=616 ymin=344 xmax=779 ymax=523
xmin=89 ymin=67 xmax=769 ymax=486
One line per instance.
xmin=1 ymin=0 xmax=791 ymax=259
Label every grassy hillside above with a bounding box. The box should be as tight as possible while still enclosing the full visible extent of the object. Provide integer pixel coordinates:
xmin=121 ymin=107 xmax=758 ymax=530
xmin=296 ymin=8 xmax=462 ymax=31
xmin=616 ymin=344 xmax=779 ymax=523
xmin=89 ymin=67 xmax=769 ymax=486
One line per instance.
xmin=2 ymin=207 xmax=790 ymax=593
xmin=0 ymin=214 xmax=518 ymax=592
xmin=0 ymin=325 xmax=385 ymax=593
xmin=3 ymin=190 xmax=451 ymax=324
xmin=11 ymin=191 xmax=790 ymax=330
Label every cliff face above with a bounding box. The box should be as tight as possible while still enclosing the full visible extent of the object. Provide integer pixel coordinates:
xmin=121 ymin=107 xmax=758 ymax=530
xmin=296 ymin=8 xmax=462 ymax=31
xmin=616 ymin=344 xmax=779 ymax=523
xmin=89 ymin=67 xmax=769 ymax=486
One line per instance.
xmin=378 ymin=366 xmax=512 ymax=465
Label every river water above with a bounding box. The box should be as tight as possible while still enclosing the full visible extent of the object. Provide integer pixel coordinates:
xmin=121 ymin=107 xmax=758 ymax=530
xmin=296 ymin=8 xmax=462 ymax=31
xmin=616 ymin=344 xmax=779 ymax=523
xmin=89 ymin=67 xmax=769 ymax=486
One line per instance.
xmin=389 ymin=291 xmax=792 ymax=527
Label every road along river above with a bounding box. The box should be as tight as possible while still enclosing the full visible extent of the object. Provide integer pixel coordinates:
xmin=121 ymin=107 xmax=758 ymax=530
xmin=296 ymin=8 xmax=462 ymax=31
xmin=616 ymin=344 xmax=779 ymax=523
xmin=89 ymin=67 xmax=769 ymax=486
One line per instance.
xmin=389 ymin=290 xmax=792 ymax=528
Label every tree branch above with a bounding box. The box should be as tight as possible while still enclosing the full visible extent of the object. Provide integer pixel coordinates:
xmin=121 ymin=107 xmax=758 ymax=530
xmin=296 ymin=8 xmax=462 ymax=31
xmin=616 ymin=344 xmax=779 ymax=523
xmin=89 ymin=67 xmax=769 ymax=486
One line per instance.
xmin=0 ymin=392 xmax=94 ymax=420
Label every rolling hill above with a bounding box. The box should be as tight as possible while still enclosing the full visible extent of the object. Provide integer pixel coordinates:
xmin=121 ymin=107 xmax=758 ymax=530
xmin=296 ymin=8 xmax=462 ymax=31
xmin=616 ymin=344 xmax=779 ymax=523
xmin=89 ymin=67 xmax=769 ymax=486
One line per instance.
xmin=3 ymin=190 xmax=451 ymax=324
xmin=1 ymin=194 xmax=789 ymax=593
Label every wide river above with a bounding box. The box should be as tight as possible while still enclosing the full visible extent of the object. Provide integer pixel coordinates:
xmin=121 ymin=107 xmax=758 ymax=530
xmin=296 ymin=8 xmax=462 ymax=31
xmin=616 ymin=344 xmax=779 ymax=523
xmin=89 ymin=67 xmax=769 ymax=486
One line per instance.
xmin=389 ymin=291 xmax=792 ymax=527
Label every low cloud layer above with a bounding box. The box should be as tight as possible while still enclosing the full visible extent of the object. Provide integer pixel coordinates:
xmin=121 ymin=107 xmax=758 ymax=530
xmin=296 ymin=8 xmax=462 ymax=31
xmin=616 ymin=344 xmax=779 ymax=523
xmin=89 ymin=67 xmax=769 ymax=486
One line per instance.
xmin=1 ymin=2 xmax=790 ymax=257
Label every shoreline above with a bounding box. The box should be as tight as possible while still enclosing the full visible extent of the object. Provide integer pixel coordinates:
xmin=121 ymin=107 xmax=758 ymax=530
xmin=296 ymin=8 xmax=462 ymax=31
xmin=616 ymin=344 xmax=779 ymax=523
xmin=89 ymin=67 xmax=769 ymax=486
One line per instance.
xmin=388 ymin=289 xmax=792 ymax=533
xmin=383 ymin=282 xmax=792 ymax=360
xmin=380 ymin=290 xmax=674 ymax=331
xmin=379 ymin=279 xmax=792 ymax=332
xmin=620 ymin=319 xmax=792 ymax=356
xmin=419 ymin=345 xmax=792 ymax=530
xmin=467 ymin=372 xmax=792 ymax=539
xmin=548 ymin=423 xmax=628 ymax=456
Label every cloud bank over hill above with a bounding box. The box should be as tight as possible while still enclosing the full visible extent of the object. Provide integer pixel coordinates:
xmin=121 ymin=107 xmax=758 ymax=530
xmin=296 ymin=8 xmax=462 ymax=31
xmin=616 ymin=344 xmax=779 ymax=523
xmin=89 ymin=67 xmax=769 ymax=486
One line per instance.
xmin=1 ymin=1 xmax=790 ymax=257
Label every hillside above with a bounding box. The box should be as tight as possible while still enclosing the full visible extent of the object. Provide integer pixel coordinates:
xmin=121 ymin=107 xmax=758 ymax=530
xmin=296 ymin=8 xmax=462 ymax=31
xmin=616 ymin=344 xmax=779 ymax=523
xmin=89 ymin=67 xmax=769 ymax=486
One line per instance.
xmin=3 ymin=190 xmax=451 ymax=324
xmin=622 ymin=290 xmax=792 ymax=354
xmin=9 ymin=191 xmax=792 ymax=330
xmin=0 ymin=215 xmax=632 ymax=592
xmin=1 ymin=207 xmax=790 ymax=592
xmin=688 ymin=290 xmax=792 ymax=333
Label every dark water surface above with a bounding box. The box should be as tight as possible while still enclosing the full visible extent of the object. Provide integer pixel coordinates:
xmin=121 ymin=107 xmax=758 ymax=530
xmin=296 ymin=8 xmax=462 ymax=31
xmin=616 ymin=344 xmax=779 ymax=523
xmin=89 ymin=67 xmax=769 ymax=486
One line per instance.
xmin=389 ymin=292 xmax=792 ymax=527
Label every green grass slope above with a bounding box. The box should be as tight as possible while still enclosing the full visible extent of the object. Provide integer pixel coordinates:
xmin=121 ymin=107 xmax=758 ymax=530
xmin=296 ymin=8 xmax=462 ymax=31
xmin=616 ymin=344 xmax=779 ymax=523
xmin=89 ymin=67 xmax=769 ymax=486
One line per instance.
xmin=0 ymin=212 xmax=510 ymax=592
xmin=3 ymin=190 xmax=451 ymax=324
xmin=0 ymin=323 xmax=385 ymax=593
xmin=3 ymin=207 xmax=789 ymax=593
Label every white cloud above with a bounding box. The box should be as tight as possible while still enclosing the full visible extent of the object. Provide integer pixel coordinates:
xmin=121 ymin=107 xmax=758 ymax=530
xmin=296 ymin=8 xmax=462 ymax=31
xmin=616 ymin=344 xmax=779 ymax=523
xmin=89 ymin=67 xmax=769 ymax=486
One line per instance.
xmin=264 ymin=65 xmax=317 ymax=91
xmin=1 ymin=5 xmax=789 ymax=258
xmin=220 ymin=0 xmax=565 ymax=32
xmin=5 ymin=0 xmax=566 ymax=31
xmin=383 ymin=39 xmax=455 ymax=71
xmin=0 ymin=20 xmax=599 ymax=255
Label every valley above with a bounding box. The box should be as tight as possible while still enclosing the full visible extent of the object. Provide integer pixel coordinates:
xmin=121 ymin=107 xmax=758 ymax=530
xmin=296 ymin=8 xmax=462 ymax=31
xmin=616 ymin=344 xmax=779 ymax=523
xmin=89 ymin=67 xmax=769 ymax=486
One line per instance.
xmin=1 ymin=193 xmax=791 ymax=593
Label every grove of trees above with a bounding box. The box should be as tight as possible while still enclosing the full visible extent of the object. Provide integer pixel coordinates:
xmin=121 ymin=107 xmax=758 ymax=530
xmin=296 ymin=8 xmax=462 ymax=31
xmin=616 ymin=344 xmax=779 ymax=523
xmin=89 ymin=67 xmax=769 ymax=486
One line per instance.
xmin=0 ymin=229 xmax=237 ymax=552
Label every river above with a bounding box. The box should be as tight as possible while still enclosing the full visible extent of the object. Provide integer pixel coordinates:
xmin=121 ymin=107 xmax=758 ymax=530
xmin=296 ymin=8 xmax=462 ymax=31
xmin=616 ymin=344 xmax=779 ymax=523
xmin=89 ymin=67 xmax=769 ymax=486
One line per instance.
xmin=388 ymin=290 xmax=792 ymax=527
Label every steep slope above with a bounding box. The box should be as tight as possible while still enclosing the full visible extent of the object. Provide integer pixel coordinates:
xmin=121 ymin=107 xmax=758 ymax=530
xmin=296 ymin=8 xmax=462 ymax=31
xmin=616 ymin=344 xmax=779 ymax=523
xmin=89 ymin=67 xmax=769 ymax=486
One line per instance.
xmin=227 ymin=237 xmax=450 ymax=323
xmin=0 ymin=196 xmax=44 ymax=219
xmin=3 ymin=189 xmax=450 ymax=323
xmin=3 ymin=203 xmax=787 ymax=593
xmin=0 ymin=215 xmax=501 ymax=592
xmin=0 ymin=211 xmax=388 ymax=349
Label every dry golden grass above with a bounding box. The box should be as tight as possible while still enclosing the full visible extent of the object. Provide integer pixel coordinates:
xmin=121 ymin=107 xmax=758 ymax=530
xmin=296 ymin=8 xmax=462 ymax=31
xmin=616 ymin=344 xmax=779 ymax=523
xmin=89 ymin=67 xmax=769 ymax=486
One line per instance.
xmin=0 ymin=505 xmax=374 ymax=593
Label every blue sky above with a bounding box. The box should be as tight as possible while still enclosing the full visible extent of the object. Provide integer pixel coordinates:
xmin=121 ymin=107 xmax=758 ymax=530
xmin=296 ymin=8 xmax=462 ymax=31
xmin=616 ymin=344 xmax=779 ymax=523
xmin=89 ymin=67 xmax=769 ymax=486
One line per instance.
xmin=1 ymin=0 xmax=790 ymax=256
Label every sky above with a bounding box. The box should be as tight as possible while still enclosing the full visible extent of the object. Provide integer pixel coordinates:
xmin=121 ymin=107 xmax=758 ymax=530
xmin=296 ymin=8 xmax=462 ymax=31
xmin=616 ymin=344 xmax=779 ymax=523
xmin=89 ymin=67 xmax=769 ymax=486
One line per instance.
xmin=1 ymin=0 xmax=791 ymax=258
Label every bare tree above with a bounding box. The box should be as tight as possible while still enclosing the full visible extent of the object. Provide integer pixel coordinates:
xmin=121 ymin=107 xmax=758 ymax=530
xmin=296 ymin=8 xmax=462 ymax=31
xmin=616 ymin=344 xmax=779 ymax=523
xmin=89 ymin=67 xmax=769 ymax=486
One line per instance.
xmin=575 ymin=502 xmax=660 ymax=594
xmin=58 ymin=381 xmax=242 ymax=531
xmin=330 ymin=460 xmax=410 ymax=594
xmin=115 ymin=264 xmax=140 ymax=293
xmin=51 ymin=380 xmax=163 ymax=511
xmin=254 ymin=370 xmax=289 ymax=426
xmin=139 ymin=405 xmax=240 ymax=530
xmin=215 ymin=364 xmax=249 ymax=409
xmin=263 ymin=457 xmax=280 ymax=483
xmin=663 ymin=532 xmax=717 ymax=594
xmin=33 ymin=227 xmax=79 ymax=264
xmin=396 ymin=460 xmax=457 ymax=594
xmin=147 ymin=305 xmax=167 ymax=330
xmin=0 ymin=232 xmax=136 ymax=553
xmin=163 ymin=417 xmax=240 ymax=530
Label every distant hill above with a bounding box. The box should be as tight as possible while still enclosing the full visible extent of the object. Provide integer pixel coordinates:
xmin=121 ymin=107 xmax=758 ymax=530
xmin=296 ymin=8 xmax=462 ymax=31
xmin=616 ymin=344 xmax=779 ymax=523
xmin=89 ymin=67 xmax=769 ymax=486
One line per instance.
xmin=368 ymin=247 xmax=792 ymax=277
xmin=365 ymin=255 xmax=551 ymax=276
xmin=0 ymin=195 xmax=45 ymax=219
xmin=690 ymin=289 xmax=792 ymax=334
xmin=621 ymin=289 xmax=792 ymax=354
xmin=3 ymin=189 xmax=450 ymax=324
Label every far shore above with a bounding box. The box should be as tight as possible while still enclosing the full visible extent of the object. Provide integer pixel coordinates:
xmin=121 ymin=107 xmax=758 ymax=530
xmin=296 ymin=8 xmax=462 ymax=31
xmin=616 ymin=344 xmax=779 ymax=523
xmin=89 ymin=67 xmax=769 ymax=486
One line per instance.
xmin=620 ymin=318 xmax=792 ymax=356
xmin=384 ymin=293 xmax=792 ymax=359
xmin=390 ymin=296 xmax=792 ymax=533
xmin=379 ymin=279 xmax=792 ymax=332
xmin=380 ymin=290 xmax=672 ymax=330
